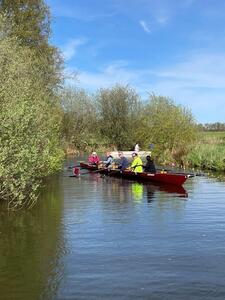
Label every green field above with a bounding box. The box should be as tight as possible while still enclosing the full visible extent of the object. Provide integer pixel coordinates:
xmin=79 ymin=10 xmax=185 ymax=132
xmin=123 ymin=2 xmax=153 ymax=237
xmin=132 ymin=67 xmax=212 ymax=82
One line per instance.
xmin=201 ymin=131 xmax=225 ymax=143
xmin=186 ymin=131 xmax=225 ymax=171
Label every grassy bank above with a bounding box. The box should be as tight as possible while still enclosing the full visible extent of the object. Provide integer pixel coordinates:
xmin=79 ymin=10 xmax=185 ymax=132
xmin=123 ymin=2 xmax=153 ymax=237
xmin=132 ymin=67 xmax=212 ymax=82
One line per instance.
xmin=186 ymin=131 xmax=225 ymax=171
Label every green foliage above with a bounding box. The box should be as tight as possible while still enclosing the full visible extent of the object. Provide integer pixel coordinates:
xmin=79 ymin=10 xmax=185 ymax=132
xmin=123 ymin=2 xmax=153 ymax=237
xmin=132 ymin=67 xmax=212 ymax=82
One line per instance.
xmin=186 ymin=131 xmax=225 ymax=171
xmin=139 ymin=95 xmax=198 ymax=164
xmin=200 ymin=131 xmax=225 ymax=144
xmin=0 ymin=0 xmax=63 ymax=93
xmin=60 ymin=86 xmax=103 ymax=151
xmin=61 ymin=86 xmax=198 ymax=165
xmin=0 ymin=16 xmax=63 ymax=209
xmin=0 ymin=0 xmax=50 ymax=47
xmin=96 ymin=85 xmax=141 ymax=149
xmin=187 ymin=144 xmax=225 ymax=171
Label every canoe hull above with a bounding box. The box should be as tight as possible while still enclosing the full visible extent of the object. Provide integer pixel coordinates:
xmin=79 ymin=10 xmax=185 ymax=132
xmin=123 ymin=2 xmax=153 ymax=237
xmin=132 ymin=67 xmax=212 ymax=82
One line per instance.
xmin=102 ymin=169 xmax=187 ymax=186
xmin=80 ymin=163 xmax=188 ymax=186
xmin=80 ymin=163 xmax=98 ymax=170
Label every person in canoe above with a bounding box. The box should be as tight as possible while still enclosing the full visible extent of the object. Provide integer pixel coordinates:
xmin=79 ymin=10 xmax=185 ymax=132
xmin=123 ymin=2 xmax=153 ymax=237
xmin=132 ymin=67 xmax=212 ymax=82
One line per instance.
xmin=101 ymin=152 xmax=114 ymax=168
xmin=118 ymin=151 xmax=129 ymax=170
xmin=88 ymin=151 xmax=100 ymax=166
xmin=144 ymin=155 xmax=156 ymax=173
xmin=131 ymin=152 xmax=143 ymax=173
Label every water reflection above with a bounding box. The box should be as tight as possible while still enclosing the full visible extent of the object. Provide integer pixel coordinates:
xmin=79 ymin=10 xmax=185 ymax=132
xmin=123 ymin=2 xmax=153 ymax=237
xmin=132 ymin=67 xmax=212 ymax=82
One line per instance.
xmin=131 ymin=183 xmax=144 ymax=203
xmin=92 ymin=175 xmax=188 ymax=206
xmin=0 ymin=175 xmax=66 ymax=300
xmin=5 ymin=158 xmax=225 ymax=300
xmin=146 ymin=182 xmax=188 ymax=199
xmin=131 ymin=181 xmax=188 ymax=204
xmin=0 ymin=166 xmax=187 ymax=300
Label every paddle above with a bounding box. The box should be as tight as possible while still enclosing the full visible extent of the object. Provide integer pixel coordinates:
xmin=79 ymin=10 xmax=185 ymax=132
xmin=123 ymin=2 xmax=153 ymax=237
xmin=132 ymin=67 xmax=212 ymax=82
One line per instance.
xmin=69 ymin=168 xmax=104 ymax=177
xmin=156 ymin=167 xmax=204 ymax=177
xmin=66 ymin=165 xmax=80 ymax=170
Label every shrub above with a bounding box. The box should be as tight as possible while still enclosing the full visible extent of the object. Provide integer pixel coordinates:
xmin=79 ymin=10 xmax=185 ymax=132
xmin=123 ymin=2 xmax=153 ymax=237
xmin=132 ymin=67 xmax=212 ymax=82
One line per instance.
xmin=0 ymin=31 xmax=63 ymax=209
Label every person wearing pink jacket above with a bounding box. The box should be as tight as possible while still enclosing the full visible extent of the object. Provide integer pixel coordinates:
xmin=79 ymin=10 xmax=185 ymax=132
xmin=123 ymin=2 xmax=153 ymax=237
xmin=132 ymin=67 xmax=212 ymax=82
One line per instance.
xmin=88 ymin=152 xmax=100 ymax=165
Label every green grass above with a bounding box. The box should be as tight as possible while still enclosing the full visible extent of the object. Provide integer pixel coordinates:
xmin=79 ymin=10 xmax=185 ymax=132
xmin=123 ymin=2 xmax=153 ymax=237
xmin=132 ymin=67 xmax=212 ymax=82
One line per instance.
xmin=187 ymin=131 xmax=225 ymax=171
xmin=200 ymin=131 xmax=225 ymax=145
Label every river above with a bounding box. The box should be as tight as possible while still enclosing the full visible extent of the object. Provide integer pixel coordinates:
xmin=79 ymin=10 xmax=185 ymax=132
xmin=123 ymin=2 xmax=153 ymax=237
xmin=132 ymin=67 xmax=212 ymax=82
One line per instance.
xmin=1 ymin=158 xmax=225 ymax=299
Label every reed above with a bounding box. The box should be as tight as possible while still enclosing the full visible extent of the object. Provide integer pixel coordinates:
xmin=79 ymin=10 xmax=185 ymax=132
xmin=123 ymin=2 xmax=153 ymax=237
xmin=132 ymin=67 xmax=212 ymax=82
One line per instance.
xmin=186 ymin=132 xmax=225 ymax=171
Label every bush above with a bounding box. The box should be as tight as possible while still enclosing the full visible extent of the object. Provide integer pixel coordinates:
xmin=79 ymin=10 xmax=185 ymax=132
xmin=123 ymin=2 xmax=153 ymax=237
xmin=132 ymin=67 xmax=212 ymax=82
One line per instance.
xmin=61 ymin=86 xmax=101 ymax=152
xmin=0 ymin=31 xmax=63 ymax=209
xmin=96 ymin=85 xmax=141 ymax=149
xmin=140 ymin=95 xmax=198 ymax=164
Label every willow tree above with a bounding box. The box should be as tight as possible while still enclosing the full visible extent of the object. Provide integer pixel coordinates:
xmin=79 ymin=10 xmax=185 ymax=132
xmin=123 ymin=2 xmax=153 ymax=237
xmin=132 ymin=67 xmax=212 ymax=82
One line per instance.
xmin=0 ymin=34 xmax=64 ymax=209
xmin=0 ymin=4 xmax=64 ymax=209
xmin=61 ymin=86 xmax=98 ymax=151
xmin=0 ymin=0 xmax=50 ymax=45
xmin=96 ymin=85 xmax=141 ymax=149
xmin=140 ymin=95 xmax=198 ymax=164
xmin=0 ymin=0 xmax=63 ymax=92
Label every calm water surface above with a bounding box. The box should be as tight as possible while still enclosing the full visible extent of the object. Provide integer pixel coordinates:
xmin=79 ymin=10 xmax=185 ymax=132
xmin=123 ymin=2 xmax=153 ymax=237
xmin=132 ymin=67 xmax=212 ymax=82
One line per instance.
xmin=1 ymin=158 xmax=225 ymax=300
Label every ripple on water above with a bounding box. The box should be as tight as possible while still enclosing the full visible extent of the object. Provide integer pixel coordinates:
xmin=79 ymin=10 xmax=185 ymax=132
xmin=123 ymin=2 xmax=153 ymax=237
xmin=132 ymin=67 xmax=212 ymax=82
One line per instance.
xmin=1 ymin=166 xmax=225 ymax=300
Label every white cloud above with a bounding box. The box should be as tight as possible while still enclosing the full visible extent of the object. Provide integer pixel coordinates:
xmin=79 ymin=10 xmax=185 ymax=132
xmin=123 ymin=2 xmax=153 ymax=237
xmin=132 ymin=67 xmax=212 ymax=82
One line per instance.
xmin=69 ymin=51 xmax=225 ymax=122
xmin=61 ymin=38 xmax=86 ymax=61
xmin=139 ymin=20 xmax=151 ymax=34
xmin=72 ymin=52 xmax=225 ymax=92
xmin=155 ymin=53 xmax=225 ymax=88
xmin=78 ymin=61 xmax=137 ymax=90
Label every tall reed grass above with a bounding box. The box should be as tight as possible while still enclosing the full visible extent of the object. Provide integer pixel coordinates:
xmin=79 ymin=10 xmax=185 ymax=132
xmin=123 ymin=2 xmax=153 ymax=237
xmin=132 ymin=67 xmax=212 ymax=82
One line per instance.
xmin=186 ymin=132 xmax=225 ymax=171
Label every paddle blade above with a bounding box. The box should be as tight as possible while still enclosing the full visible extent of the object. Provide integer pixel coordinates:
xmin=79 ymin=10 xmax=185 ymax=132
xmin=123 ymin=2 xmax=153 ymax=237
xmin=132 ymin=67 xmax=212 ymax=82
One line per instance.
xmin=73 ymin=167 xmax=80 ymax=176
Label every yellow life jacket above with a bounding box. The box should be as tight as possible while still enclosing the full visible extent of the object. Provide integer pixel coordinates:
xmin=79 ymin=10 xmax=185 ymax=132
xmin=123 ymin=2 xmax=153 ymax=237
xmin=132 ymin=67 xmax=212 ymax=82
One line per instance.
xmin=131 ymin=157 xmax=143 ymax=173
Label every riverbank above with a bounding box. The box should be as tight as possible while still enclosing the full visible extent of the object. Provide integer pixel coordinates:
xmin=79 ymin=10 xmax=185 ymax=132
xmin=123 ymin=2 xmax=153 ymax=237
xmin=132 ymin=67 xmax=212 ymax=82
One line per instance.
xmin=66 ymin=131 xmax=225 ymax=173
xmin=186 ymin=131 xmax=225 ymax=172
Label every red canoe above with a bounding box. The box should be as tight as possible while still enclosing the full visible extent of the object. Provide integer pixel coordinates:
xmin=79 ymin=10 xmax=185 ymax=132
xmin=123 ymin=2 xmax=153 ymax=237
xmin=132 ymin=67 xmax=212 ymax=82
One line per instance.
xmin=79 ymin=162 xmax=189 ymax=186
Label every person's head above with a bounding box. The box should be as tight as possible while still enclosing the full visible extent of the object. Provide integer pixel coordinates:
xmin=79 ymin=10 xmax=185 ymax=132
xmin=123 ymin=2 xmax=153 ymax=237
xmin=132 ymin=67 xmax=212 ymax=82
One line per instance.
xmin=146 ymin=155 xmax=153 ymax=162
xmin=118 ymin=151 xmax=124 ymax=158
xmin=92 ymin=151 xmax=97 ymax=157
xmin=132 ymin=152 xmax=138 ymax=159
xmin=106 ymin=151 xmax=111 ymax=157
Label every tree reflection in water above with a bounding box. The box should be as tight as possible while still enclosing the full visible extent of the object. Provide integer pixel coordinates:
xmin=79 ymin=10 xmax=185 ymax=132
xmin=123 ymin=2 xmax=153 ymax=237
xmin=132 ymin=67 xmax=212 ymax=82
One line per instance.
xmin=0 ymin=175 xmax=66 ymax=300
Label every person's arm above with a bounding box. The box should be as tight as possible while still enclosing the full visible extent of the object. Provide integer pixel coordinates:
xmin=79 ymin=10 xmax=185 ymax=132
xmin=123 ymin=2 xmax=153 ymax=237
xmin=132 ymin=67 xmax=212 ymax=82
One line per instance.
xmin=121 ymin=158 xmax=129 ymax=170
xmin=131 ymin=159 xmax=136 ymax=170
xmin=104 ymin=157 xmax=113 ymax=168
xmin=102 ymin=157 xmax=109 ymax=164
xmin=105 ymin=157 xmax=113 ymax=164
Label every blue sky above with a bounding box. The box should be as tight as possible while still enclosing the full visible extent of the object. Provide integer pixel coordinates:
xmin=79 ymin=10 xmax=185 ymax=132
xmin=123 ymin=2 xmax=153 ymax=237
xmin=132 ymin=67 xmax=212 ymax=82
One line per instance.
xmin=46 ymin=0 xmax=225 ymax=123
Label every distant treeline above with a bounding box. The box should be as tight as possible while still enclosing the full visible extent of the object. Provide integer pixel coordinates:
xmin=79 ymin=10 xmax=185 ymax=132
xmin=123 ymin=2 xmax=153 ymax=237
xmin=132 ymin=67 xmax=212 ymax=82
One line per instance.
xmin=61 ymin=85 xmax=198 ymax=166
xmin=197 ymin=123 xmax=225 ymax=132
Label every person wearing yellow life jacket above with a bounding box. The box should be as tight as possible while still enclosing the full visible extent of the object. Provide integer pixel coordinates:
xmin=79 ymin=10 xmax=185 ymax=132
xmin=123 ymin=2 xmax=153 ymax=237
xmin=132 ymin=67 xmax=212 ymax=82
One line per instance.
xmin=130 ymin=152 xmax=143 ymax=173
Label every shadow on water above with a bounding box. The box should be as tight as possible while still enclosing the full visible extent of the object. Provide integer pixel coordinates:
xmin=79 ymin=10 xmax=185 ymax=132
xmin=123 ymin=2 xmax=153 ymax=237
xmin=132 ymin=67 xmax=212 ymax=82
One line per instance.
xmin=0 ymin=175 xmax=67 ymax=300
